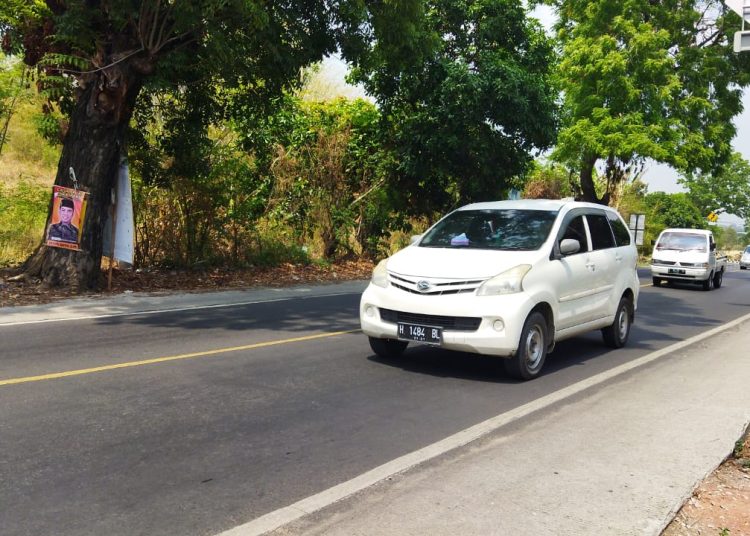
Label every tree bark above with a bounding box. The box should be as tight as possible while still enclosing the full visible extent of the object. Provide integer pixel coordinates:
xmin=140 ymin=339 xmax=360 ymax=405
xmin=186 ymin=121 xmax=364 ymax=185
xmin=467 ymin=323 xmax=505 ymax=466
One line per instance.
xmin=578 ymin=154 xmax=609 ymax=205
xmin=24 ymin=62 xmax=143 ymax=290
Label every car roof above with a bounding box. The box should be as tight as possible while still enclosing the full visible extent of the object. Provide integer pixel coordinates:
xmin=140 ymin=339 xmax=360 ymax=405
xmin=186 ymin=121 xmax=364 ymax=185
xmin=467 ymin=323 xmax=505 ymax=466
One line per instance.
xmin=660 ymin=228 xmax=712 ymax=235
xmin=457 ymin=199 xmax=612 ymax=212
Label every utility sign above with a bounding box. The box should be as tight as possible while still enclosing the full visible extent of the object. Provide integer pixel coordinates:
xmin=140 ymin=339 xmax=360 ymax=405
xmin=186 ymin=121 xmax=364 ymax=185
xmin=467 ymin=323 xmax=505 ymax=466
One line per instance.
xmin=726 ymin=0 xmax=750 ymax=21
xmin=629 ymin=213 xmax=646 ymax=246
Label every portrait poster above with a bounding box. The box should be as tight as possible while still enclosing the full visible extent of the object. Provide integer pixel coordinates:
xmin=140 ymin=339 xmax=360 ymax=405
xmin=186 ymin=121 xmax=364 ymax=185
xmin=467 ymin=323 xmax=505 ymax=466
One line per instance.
xmin=45 ymin=185 xmax=88 ymax=251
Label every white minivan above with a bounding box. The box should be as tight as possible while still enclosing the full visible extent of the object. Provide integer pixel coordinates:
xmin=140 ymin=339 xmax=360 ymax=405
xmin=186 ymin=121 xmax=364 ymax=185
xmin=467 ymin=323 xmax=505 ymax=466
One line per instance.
xmin=360 ymin=200 xmax=640 ymax=380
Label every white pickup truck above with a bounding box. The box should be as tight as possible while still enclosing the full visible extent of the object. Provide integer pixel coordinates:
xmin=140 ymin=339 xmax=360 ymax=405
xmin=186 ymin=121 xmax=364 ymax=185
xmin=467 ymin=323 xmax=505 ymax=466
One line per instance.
xmin=650 ymin=228 xmax=726 ymax=290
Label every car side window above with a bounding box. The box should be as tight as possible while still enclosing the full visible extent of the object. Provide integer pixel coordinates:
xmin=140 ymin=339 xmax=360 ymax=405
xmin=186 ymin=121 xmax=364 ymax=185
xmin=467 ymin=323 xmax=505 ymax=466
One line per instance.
xmin=587 ymin=214 xmax=616 ymax=250
xmin=560 ymin=215 xmax=588 ymax=252
xmin=606 ymin=212 xmax=631 ymax=247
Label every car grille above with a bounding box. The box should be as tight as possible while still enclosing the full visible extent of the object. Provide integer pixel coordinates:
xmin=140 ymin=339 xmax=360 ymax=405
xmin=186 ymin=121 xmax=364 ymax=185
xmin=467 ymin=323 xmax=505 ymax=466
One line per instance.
xmin=652 ymin=260 xmax=676 ymax=266
xmin=388 ymin=272 xmax=485 ymax=296
xmin=379 ymin=308 xmax=482 ymax=331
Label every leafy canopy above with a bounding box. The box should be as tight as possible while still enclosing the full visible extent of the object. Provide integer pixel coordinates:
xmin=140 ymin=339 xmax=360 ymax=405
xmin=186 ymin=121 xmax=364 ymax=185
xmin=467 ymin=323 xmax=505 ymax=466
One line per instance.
xmin=551 ymin=0 xmax=750 ymax=204
xmin=350 ymin=0 xmax=559 ymax=214
xmin=679 ymin=152 xmax=750 ymax=221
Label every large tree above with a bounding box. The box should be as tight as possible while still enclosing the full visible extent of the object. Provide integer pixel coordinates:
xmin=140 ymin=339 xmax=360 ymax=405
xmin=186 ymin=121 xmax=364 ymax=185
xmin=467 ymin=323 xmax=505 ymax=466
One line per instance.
xmin=550 ymin=0 xmax=750 ymax=205
xmin=349 ymin=0 xmax=559 ymax=215
xmin=679 ymin=151 xmax=750 ymax=221
xmin=1 ymin=0 xmax=424 ymax=288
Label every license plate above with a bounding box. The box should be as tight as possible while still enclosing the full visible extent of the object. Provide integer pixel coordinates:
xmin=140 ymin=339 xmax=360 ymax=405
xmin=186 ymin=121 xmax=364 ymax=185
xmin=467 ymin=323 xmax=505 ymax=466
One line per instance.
xmin=668 ymin=268 xmax=686 ymax=274
xmin=397 ymin=323 xmax=442 ymax=344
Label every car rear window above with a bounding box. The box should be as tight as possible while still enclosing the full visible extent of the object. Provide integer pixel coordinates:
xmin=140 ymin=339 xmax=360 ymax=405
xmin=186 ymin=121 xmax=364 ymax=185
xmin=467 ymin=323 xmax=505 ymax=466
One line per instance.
xmin=587 ymin=214 xmax=616 ymax=250
xmin=420 ymin=209 xmax=558 ymax=251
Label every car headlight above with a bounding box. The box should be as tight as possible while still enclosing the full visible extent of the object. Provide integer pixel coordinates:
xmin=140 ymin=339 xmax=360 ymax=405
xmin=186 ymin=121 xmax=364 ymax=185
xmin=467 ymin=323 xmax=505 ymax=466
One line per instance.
xmin=371 ymin=259 xmax=389 ymax=288
xmin=476 ymin=265 xmax=531 ymax=296
xmin=651 ymin=258 xmax=664 ymax=265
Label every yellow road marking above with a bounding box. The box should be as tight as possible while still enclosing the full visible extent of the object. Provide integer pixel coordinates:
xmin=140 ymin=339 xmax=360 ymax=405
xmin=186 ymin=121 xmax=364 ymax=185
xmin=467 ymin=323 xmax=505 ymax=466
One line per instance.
xmin=0 ymin=282 xmax=656 ymax=387
xmin=0 ymin=329 xmax=360 ymax=387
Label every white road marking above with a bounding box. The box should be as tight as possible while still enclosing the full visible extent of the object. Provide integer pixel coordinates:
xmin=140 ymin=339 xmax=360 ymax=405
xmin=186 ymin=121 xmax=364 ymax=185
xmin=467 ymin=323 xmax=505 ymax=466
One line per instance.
xmin=219 ymin=310 xmax=750 ymax=536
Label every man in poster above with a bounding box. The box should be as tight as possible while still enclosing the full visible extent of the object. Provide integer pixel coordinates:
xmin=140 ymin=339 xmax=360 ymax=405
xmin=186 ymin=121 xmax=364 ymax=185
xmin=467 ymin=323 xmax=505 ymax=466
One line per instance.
xmin=48 ymin=198 xmax=79 ymax=244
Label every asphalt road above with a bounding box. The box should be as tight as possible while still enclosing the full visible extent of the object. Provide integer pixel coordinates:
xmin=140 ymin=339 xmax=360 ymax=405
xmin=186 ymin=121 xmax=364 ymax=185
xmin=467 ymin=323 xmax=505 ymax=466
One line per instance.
xmin=2 ymin=269 xmax=750 ymax=536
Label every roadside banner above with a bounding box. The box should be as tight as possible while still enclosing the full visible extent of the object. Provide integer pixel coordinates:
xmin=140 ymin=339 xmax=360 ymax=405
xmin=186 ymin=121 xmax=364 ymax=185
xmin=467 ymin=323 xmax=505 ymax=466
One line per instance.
xmin=45 ymin=185 xmax=88 ymax=251
xmin=102 ymin=159 xmax=135 ymax=265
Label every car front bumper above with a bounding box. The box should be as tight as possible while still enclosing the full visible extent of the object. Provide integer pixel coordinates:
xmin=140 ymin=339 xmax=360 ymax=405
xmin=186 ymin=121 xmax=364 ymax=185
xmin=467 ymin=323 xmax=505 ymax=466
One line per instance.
xmin=651 ymin=265 xmax=711 ymax=281
xmin=360 ymin=283 xmax=538 ymax=357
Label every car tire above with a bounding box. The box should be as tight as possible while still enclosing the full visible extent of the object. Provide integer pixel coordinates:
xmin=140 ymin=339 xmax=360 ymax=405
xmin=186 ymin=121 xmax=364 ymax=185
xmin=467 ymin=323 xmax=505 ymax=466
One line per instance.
xmin=702 ymin=272 xmax=715 ymax=291
xmin=713 ymin=269 xmax=723 ymax=289
xmin=602 ymin=296 xmax=633 ymax=349
xmin=368 ymin=337 xmax=408 ymax=358
xmin=505 ymin=312 xmax=548 ymax=381
xmin=652 ymin=277 xmax=661 ymax=287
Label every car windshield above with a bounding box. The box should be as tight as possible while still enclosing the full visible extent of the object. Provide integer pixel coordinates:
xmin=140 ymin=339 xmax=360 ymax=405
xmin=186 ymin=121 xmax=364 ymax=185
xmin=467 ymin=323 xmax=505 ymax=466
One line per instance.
xmin=656 ymin=232 xmax=707 ymax=252
xmin=419 ymin=209 xmax=558 ymax=251
xmin=745 ymin=246 xmax=750 ymax=254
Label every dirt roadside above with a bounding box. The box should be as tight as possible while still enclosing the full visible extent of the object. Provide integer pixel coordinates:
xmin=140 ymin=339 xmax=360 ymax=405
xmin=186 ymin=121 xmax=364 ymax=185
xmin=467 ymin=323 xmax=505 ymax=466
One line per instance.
xmin=1 ymin=260 xmax=748 ymax=535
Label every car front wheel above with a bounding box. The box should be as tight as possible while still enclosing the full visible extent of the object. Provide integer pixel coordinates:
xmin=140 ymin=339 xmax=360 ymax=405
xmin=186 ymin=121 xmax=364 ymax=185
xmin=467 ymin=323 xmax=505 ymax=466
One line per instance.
xmin=652 ymin=277 xmax=661 ymax=287
xmin=368 ymin=337 xmax=408 ymax=358
xmin=602 ymin=296 xmax=633 ymax=348
xmin=505 ymin=312 xmax=548 ymax=381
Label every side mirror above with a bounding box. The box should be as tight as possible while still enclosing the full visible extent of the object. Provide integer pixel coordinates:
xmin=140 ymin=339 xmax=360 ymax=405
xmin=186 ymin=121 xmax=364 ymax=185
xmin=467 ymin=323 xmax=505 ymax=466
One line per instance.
xmin=651 ymin=239 xmax=656 ymax=246
xmin=710 ymin=242 xmax=716 ymax=251
xmin=410 ymin=234 xmax=423 ymax=245
xmin=559 ymin=238 xmax=581 ymax=256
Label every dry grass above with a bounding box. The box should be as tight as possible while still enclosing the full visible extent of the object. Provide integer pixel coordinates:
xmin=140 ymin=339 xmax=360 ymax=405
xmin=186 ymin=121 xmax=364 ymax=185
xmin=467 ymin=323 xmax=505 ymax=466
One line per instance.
xmin=0 ymin=101 xmax=59 ymax=266
xmin=1 ymin=101 xmax=59 ymax=188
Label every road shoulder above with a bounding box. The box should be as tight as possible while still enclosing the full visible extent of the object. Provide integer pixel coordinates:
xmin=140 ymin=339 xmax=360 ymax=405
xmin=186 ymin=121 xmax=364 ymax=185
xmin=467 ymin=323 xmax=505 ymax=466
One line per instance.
xmin=254 ymin=320 xmax=750 ymax=536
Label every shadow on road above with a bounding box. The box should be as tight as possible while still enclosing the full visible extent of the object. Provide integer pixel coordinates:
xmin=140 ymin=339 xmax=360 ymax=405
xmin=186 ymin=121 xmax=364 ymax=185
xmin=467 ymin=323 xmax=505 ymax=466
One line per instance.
xmin=95 ymin=293 xmax=362 ymax=334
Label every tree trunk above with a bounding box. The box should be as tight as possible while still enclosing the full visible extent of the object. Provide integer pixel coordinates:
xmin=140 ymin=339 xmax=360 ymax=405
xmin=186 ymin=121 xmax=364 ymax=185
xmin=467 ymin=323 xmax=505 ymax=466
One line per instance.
xmin=24 ymin=63 xmax=143 ymax=290
xmin=578 ymin=154 xmax=609 ymax=205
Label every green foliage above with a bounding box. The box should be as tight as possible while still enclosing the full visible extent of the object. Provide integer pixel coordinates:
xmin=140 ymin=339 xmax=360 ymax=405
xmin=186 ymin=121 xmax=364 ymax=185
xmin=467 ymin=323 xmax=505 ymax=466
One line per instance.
xmin=552 ymin=0 xmax=750 ymax=204
xmin=715 ymin=225 xmax=742 ymax=250
xmin=679 ymin=152 xmax=750 ymax=221
xmin=252 ymin=96 xmax=393 ymax=259
xmin=643 ymin=192 xmax=705 ymax=243
xmin=128 ymin=89 xmax=393 ymax=266
xmin=522 ymin=161 xmax=573 ymax=199
xmin=0 ymin=180 xmax=49 ymax=266
xmin=1 ymin=0 xmax=427 ymax=286
xmin=613 ymin=179 xmax=648 ymax=220
xmin=130 ymin=86 xmax=264 ymax=266
xmin=351 ymin=0 xmax=559 ymax=215
xmin=0 ymin=53 xmax=29 ymax=154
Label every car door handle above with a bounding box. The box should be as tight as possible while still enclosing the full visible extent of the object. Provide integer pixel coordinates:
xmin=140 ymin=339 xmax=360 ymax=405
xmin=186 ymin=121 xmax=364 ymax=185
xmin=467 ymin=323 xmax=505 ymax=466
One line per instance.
xmin=615 ymin=254 xmax=623 ymax=262
xmin=586 ymin=262 xmax=596 ymax=271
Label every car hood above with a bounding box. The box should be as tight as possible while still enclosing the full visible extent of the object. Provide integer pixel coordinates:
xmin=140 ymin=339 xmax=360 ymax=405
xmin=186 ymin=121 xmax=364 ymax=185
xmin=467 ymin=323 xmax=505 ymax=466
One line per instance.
xmin=652 ymin=249 xmax=708 ymax=263
xmin=386 ymin=246 xmax=542 ymax=279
